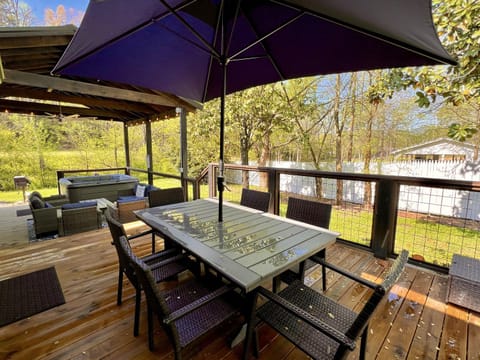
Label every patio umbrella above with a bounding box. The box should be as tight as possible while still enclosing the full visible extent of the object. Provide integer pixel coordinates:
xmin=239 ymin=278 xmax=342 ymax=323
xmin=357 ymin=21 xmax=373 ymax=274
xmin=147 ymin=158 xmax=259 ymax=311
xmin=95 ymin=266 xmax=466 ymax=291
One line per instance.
xmin=53 ymin=0 xmax=455 ymax=221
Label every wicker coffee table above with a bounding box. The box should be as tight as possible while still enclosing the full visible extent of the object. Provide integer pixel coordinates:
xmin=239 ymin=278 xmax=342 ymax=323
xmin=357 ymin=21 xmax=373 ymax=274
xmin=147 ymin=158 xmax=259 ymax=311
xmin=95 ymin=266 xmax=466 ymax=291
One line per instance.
xmin=448 ymin=254 xmax=480 ymax=312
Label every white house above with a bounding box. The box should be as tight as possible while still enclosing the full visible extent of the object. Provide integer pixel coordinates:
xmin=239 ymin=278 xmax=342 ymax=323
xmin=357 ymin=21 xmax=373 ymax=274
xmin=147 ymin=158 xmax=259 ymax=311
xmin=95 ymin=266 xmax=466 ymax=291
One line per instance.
xmin=391 ymin=138 xmax=476 ymax=161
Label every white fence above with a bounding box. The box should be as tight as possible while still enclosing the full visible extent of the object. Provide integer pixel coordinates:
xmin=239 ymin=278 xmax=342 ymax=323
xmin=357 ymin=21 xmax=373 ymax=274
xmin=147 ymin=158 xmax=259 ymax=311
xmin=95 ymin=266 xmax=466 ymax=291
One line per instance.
xmin=227 ymin=160 xmax=480 ymax=221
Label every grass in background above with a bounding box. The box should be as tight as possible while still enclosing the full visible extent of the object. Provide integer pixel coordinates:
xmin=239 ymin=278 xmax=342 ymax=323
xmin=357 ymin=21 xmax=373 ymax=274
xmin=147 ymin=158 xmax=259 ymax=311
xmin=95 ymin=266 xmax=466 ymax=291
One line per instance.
xmin=0 ymin=187 xmax=59 ymax=203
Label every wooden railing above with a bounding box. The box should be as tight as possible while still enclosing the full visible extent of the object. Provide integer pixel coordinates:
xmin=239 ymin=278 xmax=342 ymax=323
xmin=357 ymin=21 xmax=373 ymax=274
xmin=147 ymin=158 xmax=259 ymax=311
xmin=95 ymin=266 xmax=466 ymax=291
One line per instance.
xmin=57 ymin=164 xmax=480 ymax=271
xmin=194 ymin=163 xmax=480 ymax=271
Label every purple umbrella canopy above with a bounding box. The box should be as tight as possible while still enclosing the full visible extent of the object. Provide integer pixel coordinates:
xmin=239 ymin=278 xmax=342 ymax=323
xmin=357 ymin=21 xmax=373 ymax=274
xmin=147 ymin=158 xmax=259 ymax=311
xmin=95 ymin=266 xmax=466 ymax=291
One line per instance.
xmin=53 ymin=0 xmax=454 ymax=221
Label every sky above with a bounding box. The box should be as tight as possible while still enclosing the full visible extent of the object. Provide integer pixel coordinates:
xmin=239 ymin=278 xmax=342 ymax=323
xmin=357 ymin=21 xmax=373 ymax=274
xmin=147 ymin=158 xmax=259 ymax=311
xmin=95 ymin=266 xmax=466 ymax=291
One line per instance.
xmin=25 ymin=0 xmax=88 ymax=25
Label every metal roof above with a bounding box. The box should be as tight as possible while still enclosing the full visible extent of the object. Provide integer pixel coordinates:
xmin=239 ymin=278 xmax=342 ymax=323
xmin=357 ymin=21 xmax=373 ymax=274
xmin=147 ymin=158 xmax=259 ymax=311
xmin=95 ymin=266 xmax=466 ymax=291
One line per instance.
xmin=0 ymin=25 xmax=199 ymax=124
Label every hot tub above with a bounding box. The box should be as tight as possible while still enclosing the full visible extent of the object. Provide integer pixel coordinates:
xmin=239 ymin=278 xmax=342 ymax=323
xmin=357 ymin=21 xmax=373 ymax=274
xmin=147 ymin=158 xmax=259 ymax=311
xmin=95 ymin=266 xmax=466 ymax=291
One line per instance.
xmin=59 ymin=174 xmax=138 ymax=202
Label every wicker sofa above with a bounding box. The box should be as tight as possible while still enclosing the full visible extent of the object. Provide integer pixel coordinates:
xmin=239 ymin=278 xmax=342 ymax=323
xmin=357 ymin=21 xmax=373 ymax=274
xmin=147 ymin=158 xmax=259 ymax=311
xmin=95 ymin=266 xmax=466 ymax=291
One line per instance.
xmin=28 ymin=192 xmax=101 ymax=238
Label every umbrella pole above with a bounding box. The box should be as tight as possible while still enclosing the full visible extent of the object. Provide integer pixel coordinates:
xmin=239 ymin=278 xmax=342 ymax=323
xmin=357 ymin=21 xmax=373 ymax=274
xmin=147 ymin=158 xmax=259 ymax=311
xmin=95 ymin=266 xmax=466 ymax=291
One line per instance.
xmin=218 ymin=58 xmax=227 ymax=222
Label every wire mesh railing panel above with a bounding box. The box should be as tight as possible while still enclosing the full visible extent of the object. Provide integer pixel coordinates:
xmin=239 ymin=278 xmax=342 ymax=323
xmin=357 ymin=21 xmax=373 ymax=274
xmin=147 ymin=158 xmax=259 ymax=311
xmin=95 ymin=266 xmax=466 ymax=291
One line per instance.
xmin=395 ymin=185 xmax=480 ymax=266
xmin=278 ymin=174 xmax=373 ymax=247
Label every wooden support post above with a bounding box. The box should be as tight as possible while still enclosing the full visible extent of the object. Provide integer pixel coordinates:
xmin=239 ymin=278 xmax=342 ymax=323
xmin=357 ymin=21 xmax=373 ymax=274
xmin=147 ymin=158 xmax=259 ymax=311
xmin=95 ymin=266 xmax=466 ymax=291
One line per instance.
xmin=179 ymin=107 xmax=188 ymax=199
xmin=123 ymin=124 xmax=130 ymax=173
xmin=371 ymin=179 xmax=399 ymax=259
xmin=145 ymin=120 xmax=153 ymax=184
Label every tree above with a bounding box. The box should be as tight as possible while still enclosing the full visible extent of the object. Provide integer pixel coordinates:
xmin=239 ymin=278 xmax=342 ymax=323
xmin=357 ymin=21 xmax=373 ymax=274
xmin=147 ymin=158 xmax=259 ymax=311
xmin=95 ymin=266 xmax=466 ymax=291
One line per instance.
xmin=44 ymin=5 xmax=84 ymax=26
xmin=386 ymin=0 xmax=480 ymax=139
xmin=0 ymin=0 xmax=33 ymax=25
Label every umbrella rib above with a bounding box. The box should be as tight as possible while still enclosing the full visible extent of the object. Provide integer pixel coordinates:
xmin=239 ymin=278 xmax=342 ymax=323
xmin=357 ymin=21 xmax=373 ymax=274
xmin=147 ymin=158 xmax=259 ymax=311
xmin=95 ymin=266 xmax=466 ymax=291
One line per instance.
xmin=233 ymin=7 xmax=289 ymax=81
xmin=159 ymin=0 xmax=221 ymax=60
xmin=228 ymin=11 xmax=303 ymax=68
xmin=271 ymin=0 xmax=455 ymax=65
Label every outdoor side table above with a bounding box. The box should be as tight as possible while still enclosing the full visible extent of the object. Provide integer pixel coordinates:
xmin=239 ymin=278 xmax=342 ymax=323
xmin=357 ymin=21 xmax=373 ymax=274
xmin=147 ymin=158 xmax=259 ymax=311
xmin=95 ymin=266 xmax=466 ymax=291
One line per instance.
xmin=448 ymin=254 xmax=480 ymax=312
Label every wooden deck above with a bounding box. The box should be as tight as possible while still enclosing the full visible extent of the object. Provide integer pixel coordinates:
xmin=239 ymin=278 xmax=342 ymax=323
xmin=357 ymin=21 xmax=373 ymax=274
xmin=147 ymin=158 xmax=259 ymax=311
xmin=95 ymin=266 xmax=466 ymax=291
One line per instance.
xmin=0 ymin=223 xmax=479 ymax=360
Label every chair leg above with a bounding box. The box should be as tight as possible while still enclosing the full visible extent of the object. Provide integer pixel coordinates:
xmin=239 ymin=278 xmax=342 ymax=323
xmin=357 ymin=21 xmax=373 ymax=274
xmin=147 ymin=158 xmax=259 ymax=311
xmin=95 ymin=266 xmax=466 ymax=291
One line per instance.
xmin=319 ymin=249 xmax=327 ymax=291
xmin=272 ymin=276 xmax=281 ymax=293
xmin=360 ymin=326 xmax=368 ymax=360
xmin=148 ymin=307 xmax=155 ymax=351
xmin=151 ymin=233 xmax=156 ymax=253
xmin=117 ymin=268 xmax=123 ymax=305
xmin=134 ymin=288 xmax=141 ymax=337
xmin=299 ymin=261 xmax=306 ymax=283
xmin=243 ymin=292 xmax=259 ymax=360
xmin=253 ymin=328 xmax=259 ymax=358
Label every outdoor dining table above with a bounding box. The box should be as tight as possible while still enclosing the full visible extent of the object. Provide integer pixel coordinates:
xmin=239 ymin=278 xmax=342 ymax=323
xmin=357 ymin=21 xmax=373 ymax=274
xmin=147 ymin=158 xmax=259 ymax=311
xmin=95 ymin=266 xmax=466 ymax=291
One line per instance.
xmin=135 ymin=197 xmax=339 ymax=353
xmin=135 ymin=198 xmax=339 ymax=294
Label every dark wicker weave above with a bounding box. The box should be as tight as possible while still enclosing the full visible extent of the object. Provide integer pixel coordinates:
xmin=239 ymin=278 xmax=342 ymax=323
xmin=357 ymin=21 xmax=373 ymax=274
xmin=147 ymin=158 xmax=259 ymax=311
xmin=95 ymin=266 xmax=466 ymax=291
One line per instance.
xmin=274 ymin=197 xmax=332 ymax=292
xmin=119 ymin=236 xmax=244 ymax=360
xmin=246 ymin=250 xmax=409 ymax=360
xmin=448 ymin=254 xmax=480 ymax=311
xmin=240 ymin=188 xmax=271 ymax=212
xmin=106 ymin=212 xmax=194 ymax=339
xmin=148 ymin=187 xmax=185 ymax=207
xmin=61 ymin=205 xmax=101 ymax=235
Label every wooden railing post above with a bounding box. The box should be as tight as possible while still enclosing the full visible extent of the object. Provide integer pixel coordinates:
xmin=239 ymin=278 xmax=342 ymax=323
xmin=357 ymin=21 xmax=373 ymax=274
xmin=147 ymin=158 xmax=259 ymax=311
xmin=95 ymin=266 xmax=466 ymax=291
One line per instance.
xmin=56 ymin=170 xmax=64 ymax=194
xmin=371 ymin=179 xmax=399 ymax=259
xmin=208 ymin=164 xmax=217 ymax=198
xmin=266 ymin=168 xmax=280 ymax=215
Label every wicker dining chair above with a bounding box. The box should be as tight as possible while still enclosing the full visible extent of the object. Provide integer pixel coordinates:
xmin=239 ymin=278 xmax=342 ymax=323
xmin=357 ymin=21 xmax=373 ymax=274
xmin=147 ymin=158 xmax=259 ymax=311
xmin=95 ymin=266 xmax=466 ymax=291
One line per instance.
xmin=148 ymin=187 xmax=185 ymax=207
xmin=106 ymin=212 xmax=196 ymax=339
xmin=148 ymin=187 xmax=185 ymax=252
xmin=118 ymin=235 xmax=244 ymax=360
xmin=274 ymin=197 xmax=332 ymax=292
xmin=240 ymin=188 xmax=271 ymax=212
xmin=245 ymin=250 xmax=409 ymax=360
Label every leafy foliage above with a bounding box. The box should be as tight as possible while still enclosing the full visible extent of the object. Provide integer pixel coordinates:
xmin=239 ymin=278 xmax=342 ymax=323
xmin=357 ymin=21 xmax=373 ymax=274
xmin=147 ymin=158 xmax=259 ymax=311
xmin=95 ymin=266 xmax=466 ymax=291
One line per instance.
xmin=386 ymin=0 xmax=479 ymax=107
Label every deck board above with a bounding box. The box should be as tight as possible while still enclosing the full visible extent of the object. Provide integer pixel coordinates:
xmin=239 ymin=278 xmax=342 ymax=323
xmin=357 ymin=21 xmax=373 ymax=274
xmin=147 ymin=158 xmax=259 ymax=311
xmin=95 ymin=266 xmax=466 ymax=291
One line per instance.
xmin=0 ymin=224 xmax=479 ymax=359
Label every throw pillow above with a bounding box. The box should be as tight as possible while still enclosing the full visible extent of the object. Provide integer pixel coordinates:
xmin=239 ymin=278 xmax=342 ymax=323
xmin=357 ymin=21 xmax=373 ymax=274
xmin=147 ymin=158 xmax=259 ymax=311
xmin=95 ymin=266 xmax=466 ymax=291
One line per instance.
xmin=135 ymin=185 xmax=146 ymax=198
xmin=30 ymin=196 xmax=45 ymax=209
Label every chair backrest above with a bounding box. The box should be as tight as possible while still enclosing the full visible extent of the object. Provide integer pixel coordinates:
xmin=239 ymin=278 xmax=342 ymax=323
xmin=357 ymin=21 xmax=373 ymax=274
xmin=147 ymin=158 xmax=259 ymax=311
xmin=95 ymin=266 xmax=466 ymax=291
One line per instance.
xmin=286 ymin=197 xmax=332 ymax=229
xmin=117 ymin=235 xmax=178 ymax=340
xmin=148 ymin=187 xmax=185 ymax=208
xmin=240 ymin=188 xmax=271 ymax=212
xmin=345 ymin=250 xmax=409 ymax=340
xmin=106 ymin=212 xmax=138 ymax=286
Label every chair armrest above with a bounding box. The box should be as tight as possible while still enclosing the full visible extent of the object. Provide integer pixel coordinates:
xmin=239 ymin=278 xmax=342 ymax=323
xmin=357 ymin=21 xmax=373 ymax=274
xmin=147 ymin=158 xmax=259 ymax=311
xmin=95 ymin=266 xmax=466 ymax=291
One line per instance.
xmin=44 ymin=195 xmax=69 ymax=207
xmin=148 ymin=253 xmax=186 ymax=271
xmin=127 ymin=228 xmax=154 ymax=241
xmin=141 ymin=248 xmax=178 ymax=263
xmin=257 ymin=286 xmax=356 ymax=350
xmin=310 ymin=255 xmax=377 ymax=289
xmin=164 ymin=284 xmax=236 ymax=324
xmin=32 ymin=207 xmax=59 ymax=221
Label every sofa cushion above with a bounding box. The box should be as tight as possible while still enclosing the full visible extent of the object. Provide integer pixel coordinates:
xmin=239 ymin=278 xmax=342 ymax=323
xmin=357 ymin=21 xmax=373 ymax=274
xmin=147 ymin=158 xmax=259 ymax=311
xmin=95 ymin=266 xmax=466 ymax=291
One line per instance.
xmin=62 ymin=201 xmax=97 ymax=210
xmin=30 ymin=196 xmax=45 ymax=209
xmin=118 ymin=196 xmax=144 ymax=203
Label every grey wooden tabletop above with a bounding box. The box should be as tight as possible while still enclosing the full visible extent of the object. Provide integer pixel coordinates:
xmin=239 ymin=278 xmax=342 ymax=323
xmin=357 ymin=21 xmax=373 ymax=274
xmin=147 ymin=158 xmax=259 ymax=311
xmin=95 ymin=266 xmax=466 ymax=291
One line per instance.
xmin=136 ymin=198 xmax=338 ymax=293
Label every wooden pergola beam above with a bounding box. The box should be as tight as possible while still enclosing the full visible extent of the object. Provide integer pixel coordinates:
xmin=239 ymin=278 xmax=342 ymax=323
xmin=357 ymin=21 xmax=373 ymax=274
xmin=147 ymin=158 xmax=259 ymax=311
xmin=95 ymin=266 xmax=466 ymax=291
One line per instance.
xmin=1 ymin=69 xmax=182 ymax=108
xmin=0 ymin=87 xmax=156 ymax=113
xmin=0 ymin=99 xmax=127 ymax=119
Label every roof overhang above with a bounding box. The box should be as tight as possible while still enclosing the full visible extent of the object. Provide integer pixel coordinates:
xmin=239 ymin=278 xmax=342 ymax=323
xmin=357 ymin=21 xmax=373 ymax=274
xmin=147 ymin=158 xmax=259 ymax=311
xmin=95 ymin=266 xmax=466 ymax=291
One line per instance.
xmin=0 ymin=25 xmax=200 ymax=124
